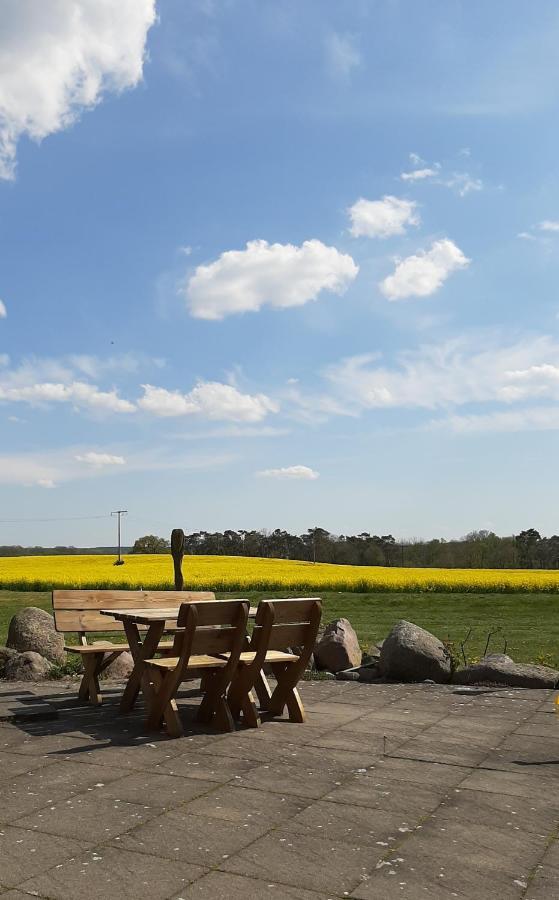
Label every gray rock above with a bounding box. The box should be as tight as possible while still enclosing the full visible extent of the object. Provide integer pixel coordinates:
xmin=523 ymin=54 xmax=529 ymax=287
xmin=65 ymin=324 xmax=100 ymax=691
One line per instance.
xmin=100 ymin=649 xmax=134 ymax=680
xmin=7 ymin=607 xmax=65 ymax=664
xmin=4 ymin=651 xmax=52 ymax=681
xmin=0 ymin=646 xmax=18 ymax=677
xmin=452 ymin=655 xmax=559 ymax=689
xmin=380 ymin=620 xmax=452 ymax=683
xmin=315 ymin=618 xmax=362 ymax=673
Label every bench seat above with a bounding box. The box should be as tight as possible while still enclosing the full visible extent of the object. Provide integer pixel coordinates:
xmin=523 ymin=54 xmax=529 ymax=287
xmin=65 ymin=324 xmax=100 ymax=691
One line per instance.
xmin=146 ymin=654 xmax=228 ymax=670
xmin=65 ymin=640 xmax=176 ymax=654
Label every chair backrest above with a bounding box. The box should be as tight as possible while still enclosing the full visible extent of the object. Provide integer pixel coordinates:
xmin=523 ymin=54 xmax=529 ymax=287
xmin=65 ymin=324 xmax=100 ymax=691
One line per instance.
xmin=52 ymin=590 xmax=215 ymax=638
xmin=173 ymin=600 xmax=249 ymax=674
xmin=250 ymin=597 xmax=322 ymax=664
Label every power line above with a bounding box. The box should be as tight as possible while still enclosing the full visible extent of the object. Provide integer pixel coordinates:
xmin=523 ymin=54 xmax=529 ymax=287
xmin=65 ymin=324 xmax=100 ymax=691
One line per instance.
xmin=0 ymin=514 xmax=111 ymax=524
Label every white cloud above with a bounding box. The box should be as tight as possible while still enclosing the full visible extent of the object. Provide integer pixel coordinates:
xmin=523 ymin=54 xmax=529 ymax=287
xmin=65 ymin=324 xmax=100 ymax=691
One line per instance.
xmin=0 ymin=300 xmax=6 ymax=318
xmin=348 ymin=195 xmax=419 ymax=239
xmin=0 ymin=0 xmax=156 ymax=179
xmin=0 ymin=445 xmax=234 ymax=488
xmin=539 ymin=220 xmax=559 ymax=232
xmin=256 ymin=465 xmax=319 ymax=480
xmin=400 ymin=167 xmax=438 ymax=182
xmin=444 ymin=406 xmax=559 ymax=434
xmin=442 ymin=173 xmax=483 ymax=197
xmin=324 ymin=32 xmax=361 ymax=81
xmin=139 ymin=381 xmax=278 ymax=422
xmin=0 ymin=380 xmax=135 ymax=413
xmin=379 ymin=239 xmax=470 ymax=301
xmin=75 ymin=451 xmax=125 ymax=467
xmin=185 ymin=239 xmax=358 ymax=320
xmin=324 ymin=335 xmax=559 ymax=412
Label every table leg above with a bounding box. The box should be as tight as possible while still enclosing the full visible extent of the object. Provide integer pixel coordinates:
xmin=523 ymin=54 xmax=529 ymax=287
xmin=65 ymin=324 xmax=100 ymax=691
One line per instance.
xmin=120 ymin=621 xmax=165 ymax=714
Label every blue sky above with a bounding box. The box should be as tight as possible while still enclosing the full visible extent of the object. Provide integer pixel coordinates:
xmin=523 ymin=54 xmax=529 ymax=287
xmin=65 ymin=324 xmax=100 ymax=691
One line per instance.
xmin=2 ymin=0 xmax=559 ymax=546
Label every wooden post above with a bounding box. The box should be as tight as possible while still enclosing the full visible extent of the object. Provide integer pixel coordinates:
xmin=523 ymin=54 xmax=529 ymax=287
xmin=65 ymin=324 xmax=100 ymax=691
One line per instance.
xmin=171 ymin=529 xmax=185 ymax=590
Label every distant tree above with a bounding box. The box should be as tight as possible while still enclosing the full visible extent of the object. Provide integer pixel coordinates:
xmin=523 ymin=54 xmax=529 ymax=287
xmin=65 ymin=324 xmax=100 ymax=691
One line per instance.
xmin=131 ymin=534 xmax=170 ymax=554
xmin=515 ymin=529 xmax=541 ymax=568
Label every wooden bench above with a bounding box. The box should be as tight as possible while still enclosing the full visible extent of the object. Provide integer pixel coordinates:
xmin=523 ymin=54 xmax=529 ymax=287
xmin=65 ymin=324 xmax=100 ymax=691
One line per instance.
xmin=52 ymin=590 xmax=215 ymax=705
xmin=226 ymin=597 xmax=322 ymax=727
xmin=145 ymin=599 xmax=249 ymax=737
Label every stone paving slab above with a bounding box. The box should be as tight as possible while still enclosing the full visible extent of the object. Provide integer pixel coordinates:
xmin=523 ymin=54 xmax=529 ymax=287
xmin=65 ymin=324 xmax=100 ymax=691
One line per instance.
xmin=0 ymin=679 xmax=558 ymax=899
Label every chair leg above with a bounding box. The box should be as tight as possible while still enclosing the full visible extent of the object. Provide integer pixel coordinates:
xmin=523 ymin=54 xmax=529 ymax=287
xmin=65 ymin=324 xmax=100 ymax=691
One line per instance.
xmin=213 ymin=696 xmax=236 ymax=733
xmin=264 ymin=662 xmax=306 ymax=723
xmin=146 ymin=669 xmax=182 ymax=735
xmin=163 ymin=698 xmax=183 ymax=738
xmin=240 ymin=690 xmax=261 ymax=728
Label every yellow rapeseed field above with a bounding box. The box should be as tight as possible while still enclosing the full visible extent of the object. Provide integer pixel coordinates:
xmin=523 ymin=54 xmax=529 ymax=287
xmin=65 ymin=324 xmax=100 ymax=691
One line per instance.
xmin=1 ymin=553 xmax=559 ymax=593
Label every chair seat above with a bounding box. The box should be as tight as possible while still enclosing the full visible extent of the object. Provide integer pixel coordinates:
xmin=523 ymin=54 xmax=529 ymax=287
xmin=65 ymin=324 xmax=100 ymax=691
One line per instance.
xmin=66 ymin=640 xmax=176 ymax=655
xmin=221 ymin=650 xmax=299 ymax=664
xmin=146 ymin=654 xmax=228 ymax=670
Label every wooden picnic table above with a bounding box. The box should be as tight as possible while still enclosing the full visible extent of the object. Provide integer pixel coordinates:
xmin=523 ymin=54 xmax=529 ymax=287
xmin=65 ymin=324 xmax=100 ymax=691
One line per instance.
xmin=100 ymin=604 xmax=257 ymax=714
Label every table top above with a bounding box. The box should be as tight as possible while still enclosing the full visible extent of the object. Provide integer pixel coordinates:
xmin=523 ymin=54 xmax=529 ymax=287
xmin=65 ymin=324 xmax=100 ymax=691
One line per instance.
xmin=100 ymin=605 xmax=258 ymax=625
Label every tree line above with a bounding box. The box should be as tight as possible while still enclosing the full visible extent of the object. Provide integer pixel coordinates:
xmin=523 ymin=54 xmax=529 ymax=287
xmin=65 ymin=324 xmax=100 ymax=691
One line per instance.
xmin=131 ymin=527 xmax=559 ymax=569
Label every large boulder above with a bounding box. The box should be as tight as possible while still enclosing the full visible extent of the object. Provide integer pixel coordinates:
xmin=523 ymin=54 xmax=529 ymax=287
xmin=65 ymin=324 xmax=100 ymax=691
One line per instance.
xmin=4 ymin=651 xmax=52 ymax=681
xmin=100 ymin=650 xmax=134 ymax=680
xmin=315 ymin=618 xmax=362 ymax=673
xmin=7 ymin=607 xmax=65 ymax=664
xmin=0 ymin=646 xmax=18 ymax=677
xmin=380 ymin=620 xmax=452 ymax=683
xmin=453 ymin=654 xmax=559 ymax=689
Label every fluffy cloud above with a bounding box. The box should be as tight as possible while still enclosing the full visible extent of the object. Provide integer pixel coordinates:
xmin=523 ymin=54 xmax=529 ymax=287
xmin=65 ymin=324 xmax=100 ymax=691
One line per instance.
xmin=539 ymin=220 xmax=559 ymax=232
xmin=256 ymin=465 xmax=319 ymax=480
xmin=0 ymin=300 xmax=6 ymax=318
xmin=0 ymin=0 xmax=156 ymax=178
xmin=185 ymin=239 xmax=358 ymax=319
xmin=75 ymin=451 xmax=125 ymax=467
xmin=0 ymin=380 xmax=135 ymax=413
xmin=324 ymin=335 xmax=559 ymax=411
xmin=348 ymin=196 xmax=419 ymax=239
xmin=139 ymin=381 xmax=278 ymax=422
xmin=400 ymin=167 xmax=438 ymax=182
xmin=379 ymin=239 xmax=470 ymax=300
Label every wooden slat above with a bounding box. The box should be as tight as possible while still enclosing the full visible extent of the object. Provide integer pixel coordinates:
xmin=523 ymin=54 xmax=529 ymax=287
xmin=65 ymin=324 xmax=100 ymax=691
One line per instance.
xmin=54 ymin=609 xmax=181 ymax=632
xmin=178 ymin=600 xmax=249 ymax=627
xmin=260 ymin=598 xmax=321 ymax=624
xmin=147 ymin=654 xmax=227 ymax=670
xmin=253 ymin=622 xmax=310 ymax=650
xmin=192 ymin=626 xmax=241 ymax=655
xmin=100 ymin=607 xmax=181 ymax=623
xmin=52 ymin=590 xmax=215 ymax=609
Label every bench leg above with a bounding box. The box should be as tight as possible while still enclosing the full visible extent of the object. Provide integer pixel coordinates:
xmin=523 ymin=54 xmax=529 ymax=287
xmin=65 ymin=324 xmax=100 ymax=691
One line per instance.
xmin=196 ymin=672 xmax=237 ymax=732
xmin=146 ymin=669 xmax=183 ymax=738
xmin=263 ymin=662 xmax=306 ymax=724
xmin=228 ymin=670 xmax=261 ymax=728
xmin=78 ymin=654 xmax=103 ymax=706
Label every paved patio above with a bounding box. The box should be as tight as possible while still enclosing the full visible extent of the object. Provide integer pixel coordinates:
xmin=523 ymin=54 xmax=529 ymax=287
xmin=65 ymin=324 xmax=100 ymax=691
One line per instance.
xmin=0 ymin=678 xmax=558 ymax=899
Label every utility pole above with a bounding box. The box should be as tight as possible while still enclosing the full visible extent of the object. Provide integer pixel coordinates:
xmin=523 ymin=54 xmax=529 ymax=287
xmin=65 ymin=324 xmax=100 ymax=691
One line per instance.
xmin=111 ymin=510 xmax=127 ymax=565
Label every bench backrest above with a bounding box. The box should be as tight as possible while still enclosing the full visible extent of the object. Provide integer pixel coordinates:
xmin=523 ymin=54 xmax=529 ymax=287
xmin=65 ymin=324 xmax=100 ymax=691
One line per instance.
xmin=249 ymin=597 xmax=322 ymax=669
xmin=52 ymin=590 xmax=215 ymax=639
xmin=175 ymin=600 xmax=249 ymax=668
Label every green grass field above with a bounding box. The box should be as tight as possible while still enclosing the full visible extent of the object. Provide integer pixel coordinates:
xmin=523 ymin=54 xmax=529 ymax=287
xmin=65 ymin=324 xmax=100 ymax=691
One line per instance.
xmin=2 ymin=589 xmax=558 ymax=667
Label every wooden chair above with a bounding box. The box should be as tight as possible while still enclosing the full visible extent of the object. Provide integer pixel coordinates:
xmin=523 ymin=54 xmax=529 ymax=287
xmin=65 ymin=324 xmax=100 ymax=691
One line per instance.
xmin=144 ymin=599 xmax=249 ymax=737
xmin=227 ymin=597 xmax=322 ymax=727
xmin=52 ymin=590 xmax=215 ymax=705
